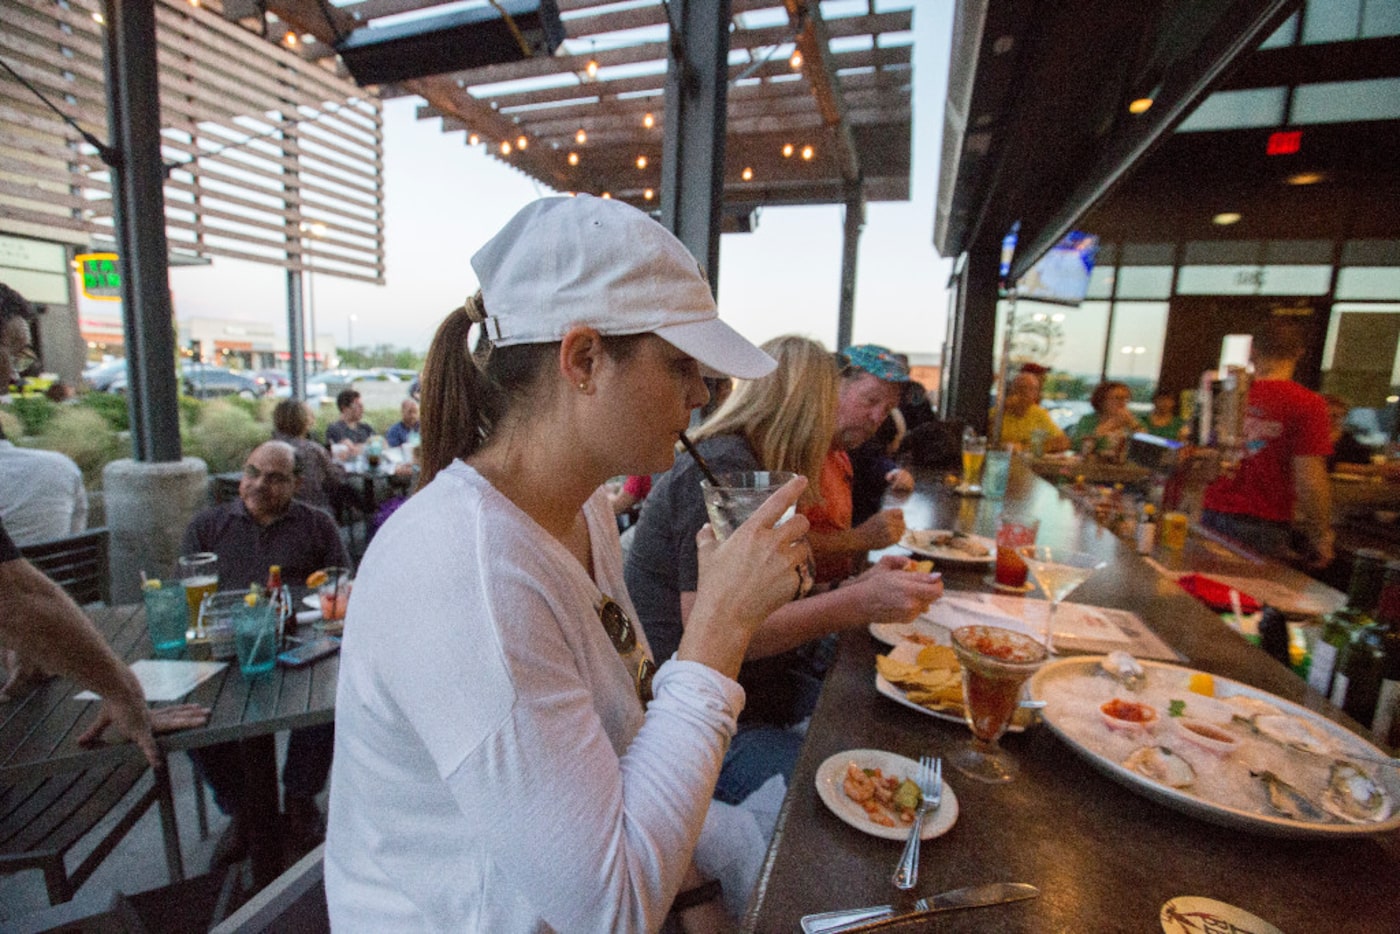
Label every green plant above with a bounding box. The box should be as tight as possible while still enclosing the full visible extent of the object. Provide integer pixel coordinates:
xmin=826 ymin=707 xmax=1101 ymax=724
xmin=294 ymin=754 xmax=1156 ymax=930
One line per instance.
xmin=183 ymin=400 xmax=271 ymax=473
xmin=0 ymin=407 xmax=23 ymax=440
xmin=31 ymin=407 xmax=124 ymax=487
xmin=77 ymin=391 xmax=131 ymax=431
xmin=8 ymin=396 xmax=57 ymax=436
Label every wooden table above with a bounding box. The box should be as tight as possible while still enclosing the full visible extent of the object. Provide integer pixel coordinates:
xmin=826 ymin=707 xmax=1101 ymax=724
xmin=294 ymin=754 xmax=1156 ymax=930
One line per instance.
xmin=743 ymin=462 xmax=1399 ymax=933
xmin=0 ymin=604 xmax=338 ymax=889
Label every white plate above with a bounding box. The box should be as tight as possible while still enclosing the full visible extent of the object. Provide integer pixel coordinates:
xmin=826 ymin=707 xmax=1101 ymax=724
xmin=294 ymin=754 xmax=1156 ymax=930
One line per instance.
xmin=1029 ymin=657 xmax=1400 ymax=838
xmin=900 ymin=529 xmax=995 ymax=565
xmin=302 ymin=594 xmax=319 ymax=609
xmin=874 ymin=639 xmax=1029 ymax=733
xmin=814 ymin=749 xmax=959 ymax=841
xmin=868 ymin=615 xmax=943 ymax=647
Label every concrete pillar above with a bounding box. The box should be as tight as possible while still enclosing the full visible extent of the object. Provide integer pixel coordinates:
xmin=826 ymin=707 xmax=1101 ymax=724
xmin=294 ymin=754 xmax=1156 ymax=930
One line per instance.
xmin=103 ymin=457 xmax=208 ymax=603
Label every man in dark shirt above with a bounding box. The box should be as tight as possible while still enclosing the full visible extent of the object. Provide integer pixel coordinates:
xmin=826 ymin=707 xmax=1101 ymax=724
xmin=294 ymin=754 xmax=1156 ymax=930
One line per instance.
xmin=384 ymin=398 xmax=419 ymax=448
xmin=182 ymin=440 xmax=349 ymax=866
xmin=325 ymin=389 xmax=374 ymax=452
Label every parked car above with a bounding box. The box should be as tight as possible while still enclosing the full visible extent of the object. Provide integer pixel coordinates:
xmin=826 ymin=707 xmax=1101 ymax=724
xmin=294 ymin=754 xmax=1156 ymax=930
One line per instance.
xmin=83 ymin=358 xmax=129 ymax=392
xmin=254 ymin=369 xmax=291 ymax=393
xmin=107 ymin=365 xmax=269 ymax=399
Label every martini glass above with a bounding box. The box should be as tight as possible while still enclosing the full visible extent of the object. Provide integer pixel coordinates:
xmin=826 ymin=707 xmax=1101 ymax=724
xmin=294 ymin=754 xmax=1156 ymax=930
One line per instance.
xmin=948 ymin=625 xmax=1048 ymax=783
xmin=1016 ymin=546 xmax=1106 ymax=655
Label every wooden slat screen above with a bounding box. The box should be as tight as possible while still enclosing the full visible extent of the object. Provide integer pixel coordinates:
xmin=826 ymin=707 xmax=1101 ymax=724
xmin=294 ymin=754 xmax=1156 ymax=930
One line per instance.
xmin=0 ymin=0 xmax=384 ymax=284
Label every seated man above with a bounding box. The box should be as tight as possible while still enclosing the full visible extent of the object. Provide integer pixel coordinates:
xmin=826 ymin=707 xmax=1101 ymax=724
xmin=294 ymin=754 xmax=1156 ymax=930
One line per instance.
xmin=803 ymin=345 xmax=913 ymax=583
xmin=995 ymin=372 xmax=1069 ymax=453
xmin=384 ymin=398 xmax=420 ymax=448
xmin=182 ymin=440 xmax=349 ymax=866
xmin=325 ymin=389 xmax=374 ymax=455
xmin=0 ymin=426 xmax=87 ymax=546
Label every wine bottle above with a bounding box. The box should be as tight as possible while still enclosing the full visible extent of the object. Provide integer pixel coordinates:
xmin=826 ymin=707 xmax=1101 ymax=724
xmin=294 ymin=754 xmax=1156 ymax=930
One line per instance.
xmin=1309 ymin=549 xmax=1386 ymax=697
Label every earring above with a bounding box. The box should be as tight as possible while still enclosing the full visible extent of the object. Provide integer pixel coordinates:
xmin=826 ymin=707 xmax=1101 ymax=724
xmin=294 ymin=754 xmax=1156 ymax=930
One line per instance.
xmin=578 ymin=380 xmax=589 ymax=391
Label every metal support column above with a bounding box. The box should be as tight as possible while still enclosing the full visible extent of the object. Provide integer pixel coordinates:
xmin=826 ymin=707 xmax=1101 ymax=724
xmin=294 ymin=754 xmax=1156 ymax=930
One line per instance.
xmin=836 ymin=184 xmax=864 ymax=351
xmin=659 ymin=0 xmax=731 ymax=293
xmin=103 ymin=0 xmax=181 ymax=462
xmin=943 ymin=241 xmax=1001 ymax=432
xmin=287 ymin=270 xmax=306 ymax=401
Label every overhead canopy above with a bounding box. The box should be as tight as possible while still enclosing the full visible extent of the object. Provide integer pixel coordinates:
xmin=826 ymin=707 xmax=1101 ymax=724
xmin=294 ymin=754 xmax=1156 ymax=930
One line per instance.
xmin=258 ymin=0 xmax=916 ymax=220
xmin=934 ymin=0 xmax=1300 ymax=278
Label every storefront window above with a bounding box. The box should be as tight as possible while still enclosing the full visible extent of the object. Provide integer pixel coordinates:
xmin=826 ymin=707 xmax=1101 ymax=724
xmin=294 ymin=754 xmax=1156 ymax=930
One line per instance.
xmin=1104 ymin=302 xmax=1170 ymax=399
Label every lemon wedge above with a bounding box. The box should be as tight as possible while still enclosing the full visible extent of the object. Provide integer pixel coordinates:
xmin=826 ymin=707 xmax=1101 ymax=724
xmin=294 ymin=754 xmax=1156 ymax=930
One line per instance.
xmin=306 ymin=569 xmax=329 ymax=589
xmin=141 ymin=578 xmax=162 ymax=591
xmin=1187 ymin=672 xmax=1215 ymax=697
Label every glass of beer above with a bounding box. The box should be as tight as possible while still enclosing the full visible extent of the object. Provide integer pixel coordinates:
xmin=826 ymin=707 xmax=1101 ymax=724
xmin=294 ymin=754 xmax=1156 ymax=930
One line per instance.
xmin=960 ymin=432 xmax=987 ymax=494
xmin=178 ymin=552 xmax=219 ymax=635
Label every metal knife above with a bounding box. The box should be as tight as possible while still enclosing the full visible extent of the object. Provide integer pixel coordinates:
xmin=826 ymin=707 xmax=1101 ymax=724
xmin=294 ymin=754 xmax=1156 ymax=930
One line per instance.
xmin=800 ymin=882 xmax=1040 ymax=934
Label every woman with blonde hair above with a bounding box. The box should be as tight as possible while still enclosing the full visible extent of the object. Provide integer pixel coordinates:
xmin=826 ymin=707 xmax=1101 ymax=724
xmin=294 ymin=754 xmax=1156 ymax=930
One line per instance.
xmin=326 ymin=196 xmax=810 ymax=930
xmin=626 ymin=335 xmax=943 ymax=804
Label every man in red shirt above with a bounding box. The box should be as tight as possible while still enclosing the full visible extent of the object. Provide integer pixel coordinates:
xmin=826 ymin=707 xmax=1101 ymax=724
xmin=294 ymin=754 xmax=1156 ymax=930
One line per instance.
xmin=1201 ymin=321 xmax=1334 ymax=567
xmin=802 ymin=345 xmax=911 ymax=582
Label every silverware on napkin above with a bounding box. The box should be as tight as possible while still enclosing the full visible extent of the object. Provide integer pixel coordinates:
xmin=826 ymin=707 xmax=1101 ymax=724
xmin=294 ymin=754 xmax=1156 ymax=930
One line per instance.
xmin=800 ymin=881 xmax=1040 ymax=933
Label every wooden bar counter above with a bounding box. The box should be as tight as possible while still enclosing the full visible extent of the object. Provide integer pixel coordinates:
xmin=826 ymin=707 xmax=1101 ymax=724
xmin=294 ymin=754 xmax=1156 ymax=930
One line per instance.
xmin=742 ymin=460 xmax=1398 ymax=933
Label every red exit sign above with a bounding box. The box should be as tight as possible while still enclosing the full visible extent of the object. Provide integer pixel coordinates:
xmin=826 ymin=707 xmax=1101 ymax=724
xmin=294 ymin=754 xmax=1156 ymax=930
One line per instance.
xmin=1267 ymin=130 xmax=1301 ymax=155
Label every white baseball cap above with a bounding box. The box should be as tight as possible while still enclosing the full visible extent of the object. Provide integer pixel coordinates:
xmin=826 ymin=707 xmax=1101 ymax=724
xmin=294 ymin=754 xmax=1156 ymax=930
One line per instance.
xmin=470 ymin=195 xmax=775 ymax=380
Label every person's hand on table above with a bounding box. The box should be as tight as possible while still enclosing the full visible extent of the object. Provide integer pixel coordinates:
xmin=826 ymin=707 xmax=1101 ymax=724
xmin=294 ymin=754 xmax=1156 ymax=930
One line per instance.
xmin=843 ymin=557 xmax=943 ymax=623
xmin=884 ymin=468 xmax=915 ymax=494
xmin=79 ymin=699 xmax=211 ymax=770
xmin=855 ymin=508 xmax=906 ymax=550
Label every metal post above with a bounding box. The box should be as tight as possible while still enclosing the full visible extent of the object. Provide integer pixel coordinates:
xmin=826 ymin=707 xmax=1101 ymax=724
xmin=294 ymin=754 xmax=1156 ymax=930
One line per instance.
xmin=944 ymin=241 xmax=1000 ymax=431
xmin=659 ymin=0 xmax=731 ymax=294
xmin=287 ymin=269 xmax=306 ymax=400
xmin=837 ymin=184 xmax=864 ymax=351
xmin=103 ymin=0 xmax=181 ymax=462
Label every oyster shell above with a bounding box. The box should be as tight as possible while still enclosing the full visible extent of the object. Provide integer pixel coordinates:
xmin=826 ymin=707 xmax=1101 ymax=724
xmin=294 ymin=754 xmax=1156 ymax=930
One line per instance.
xmin=1321 ymin=761 xmax=1391 ymax=823
xmin=1101 ymin=651 xmax=1145 ymax=691
xmin=1124 ymin=745 xmax=1195 ymax=788
xmin=1224 ymin=694 xmax=1282 ymax=720
xmin=1252 ymin=770 xmax=1328 ymax=822
xmin=1241 ymin=713 xmax=1336 ymax=757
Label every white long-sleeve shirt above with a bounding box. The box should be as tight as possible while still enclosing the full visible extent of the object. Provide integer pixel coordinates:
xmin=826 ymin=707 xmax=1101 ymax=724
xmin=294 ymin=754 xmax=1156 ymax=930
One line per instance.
xmin=326 ymin=461 xmax=744 ymax=932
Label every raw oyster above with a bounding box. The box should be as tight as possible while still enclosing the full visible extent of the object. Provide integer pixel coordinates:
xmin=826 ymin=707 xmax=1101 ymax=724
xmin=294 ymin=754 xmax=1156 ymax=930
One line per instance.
xmin=1124 ymin=745 xmax=1195 ymax=788
xmin=1321 ymin=761 xmax=1391 ymax=823
xmin=1252 ymin=770 xmax=1327 ymax=822
xmin=1240 ymin=713 xmax=1336 ymax=757
xmin=1101 ymin=651 xmax=1145 ymax=691
xmin=1224 ymin=694 xmax=1282 ymax=720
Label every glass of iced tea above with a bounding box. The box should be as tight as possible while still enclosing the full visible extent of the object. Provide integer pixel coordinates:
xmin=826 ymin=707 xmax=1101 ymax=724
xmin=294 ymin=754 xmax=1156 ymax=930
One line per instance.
xmin=948 ymin=625 xmax=1047 ymax=783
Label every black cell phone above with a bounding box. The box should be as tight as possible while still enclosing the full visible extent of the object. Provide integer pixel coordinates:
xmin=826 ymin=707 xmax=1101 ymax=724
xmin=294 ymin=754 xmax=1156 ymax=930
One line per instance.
xmin=278 ymin=636 xmax=341 ymax=668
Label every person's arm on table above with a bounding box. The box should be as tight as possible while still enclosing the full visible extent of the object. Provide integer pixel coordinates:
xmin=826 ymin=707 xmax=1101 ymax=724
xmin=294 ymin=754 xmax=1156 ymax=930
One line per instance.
xmin=1293 ymin=454 xmax=1334 ymax=568
xmin=680 ymin=555 xmax=943 ymax=660
xmin=0 ymin=554 xmax=208 ymax=769
xmin=1036 ymin=408 xmax=1071 ymax=453
xmin=806 ymin=508 xmax=906 ymax=563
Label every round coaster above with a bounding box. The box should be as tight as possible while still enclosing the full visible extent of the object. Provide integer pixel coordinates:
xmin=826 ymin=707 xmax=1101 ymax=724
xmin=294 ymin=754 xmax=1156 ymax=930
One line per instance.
xmin=1161 ymin=896 xmax=1281 ymax=934
xmin=984 ymin=575 xmax=1035 ymax=594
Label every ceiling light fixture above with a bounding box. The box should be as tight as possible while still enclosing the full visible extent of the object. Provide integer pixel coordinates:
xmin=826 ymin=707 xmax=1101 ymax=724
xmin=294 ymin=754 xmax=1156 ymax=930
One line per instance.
xmin=1128 ymin=97 xmax=1153 ymax=115
xmin=601 ymin=192 xmax=611 ymax=199
xmin=789 ymin=50 xmax=803 ymax=69
xmin=516 ymin=135 xmax=528 ymax=150
xmin=643 ymin=112 xmax=655 ymax=129
xmin=500 ymin=141 xmax=512 ymax=155
xmin=1212 ymin=212 xmax=1242 ymax=226
xmin=285 ymin=32 xmax=298 ymax=46
xmin=576 ymin=128 xmax=588 ymax=145
xmin=468 ymin=133 xmax=480 ymax=146
xmin=636 ymin=155 xmax=648 ymax=170
xmin=1287 ymin=172 xmax=1324 ymax=186
xmin=782 ymin=143 xmax=794 ymax=158
xmin=586 ymin=58 xmax=599 ymax=79
xmin=742 ymin=167 xmax=753 ymax=181
xmin=801 ymin=145 xmax=814 ymax=160
xmin=568 ymin=152 xmax=579 ymax=166
xmin=644 ymin=189 xmax=654 ymax=201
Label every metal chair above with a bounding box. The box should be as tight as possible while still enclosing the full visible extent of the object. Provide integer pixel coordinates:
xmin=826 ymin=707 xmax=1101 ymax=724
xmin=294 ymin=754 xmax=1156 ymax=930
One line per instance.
xmin=18 ymin=528 xmax=111 ymax=606
xmin=0 ymin=758 xmax=184 ymax=905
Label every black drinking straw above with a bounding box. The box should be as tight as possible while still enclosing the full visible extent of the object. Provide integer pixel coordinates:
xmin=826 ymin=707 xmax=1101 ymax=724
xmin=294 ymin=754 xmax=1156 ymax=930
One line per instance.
xmin=679 ymin=431 xmax=722 ymax=487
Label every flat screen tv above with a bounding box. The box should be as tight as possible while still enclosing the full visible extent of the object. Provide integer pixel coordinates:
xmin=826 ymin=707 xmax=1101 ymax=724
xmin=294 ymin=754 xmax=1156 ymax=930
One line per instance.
xmin=1017 ymin=231 xmax=1099 ymax=306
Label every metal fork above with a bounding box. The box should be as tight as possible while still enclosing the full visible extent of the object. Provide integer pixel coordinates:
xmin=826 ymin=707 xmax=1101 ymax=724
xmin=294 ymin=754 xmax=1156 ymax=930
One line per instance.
xmin=892 ymin=755 xmax=942 ymax=890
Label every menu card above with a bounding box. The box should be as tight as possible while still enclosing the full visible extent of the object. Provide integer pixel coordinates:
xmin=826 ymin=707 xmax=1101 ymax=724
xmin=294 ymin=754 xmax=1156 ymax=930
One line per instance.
xmin=927 ymin=591 xmax=1183 ymax=661
xmin=75 ymin=659 xmax=226 ymax=702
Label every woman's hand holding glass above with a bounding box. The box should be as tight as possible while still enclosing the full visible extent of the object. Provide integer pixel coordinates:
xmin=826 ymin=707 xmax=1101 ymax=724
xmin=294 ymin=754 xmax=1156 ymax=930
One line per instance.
xmin=681 ymin=475 xmax=811 ymax=679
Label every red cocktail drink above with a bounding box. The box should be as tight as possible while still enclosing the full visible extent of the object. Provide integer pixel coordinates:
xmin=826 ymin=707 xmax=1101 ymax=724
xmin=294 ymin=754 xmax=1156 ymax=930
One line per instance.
xmin=949 ymin=625 xmax=1047 ymax=783
xmin=993 ymin=515 xmax=1038 ymax=588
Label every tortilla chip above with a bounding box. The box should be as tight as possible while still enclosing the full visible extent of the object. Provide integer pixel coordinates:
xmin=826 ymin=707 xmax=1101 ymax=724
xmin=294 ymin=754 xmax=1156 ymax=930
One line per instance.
xmin=876 ymin=654 xmax=960 ymax=694
xmin=906 ymin=559 xmax=935 ymax=574
xmin=915 ymin=644 xmax=959 ymax=672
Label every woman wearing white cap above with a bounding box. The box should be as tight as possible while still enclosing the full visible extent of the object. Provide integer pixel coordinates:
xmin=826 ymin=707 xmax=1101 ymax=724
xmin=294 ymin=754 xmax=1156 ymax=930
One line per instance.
xmin=325 ymin=195 xmax=810 ymax=931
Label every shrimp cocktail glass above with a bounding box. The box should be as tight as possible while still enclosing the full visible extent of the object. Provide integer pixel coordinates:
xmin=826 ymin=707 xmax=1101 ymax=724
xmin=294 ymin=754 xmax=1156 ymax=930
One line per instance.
xmin=949 ymin=625 xmax=1048 ymax=783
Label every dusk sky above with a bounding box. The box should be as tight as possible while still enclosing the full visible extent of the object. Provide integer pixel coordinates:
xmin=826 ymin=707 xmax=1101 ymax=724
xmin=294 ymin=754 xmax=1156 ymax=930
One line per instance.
xmin=160 ymin=3 xmax=953 ymax=362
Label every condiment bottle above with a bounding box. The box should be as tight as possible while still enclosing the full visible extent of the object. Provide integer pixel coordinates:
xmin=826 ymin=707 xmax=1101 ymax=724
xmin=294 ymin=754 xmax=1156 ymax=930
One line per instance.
xmin=1136 ymin=504 xmax=1157 ymax=555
